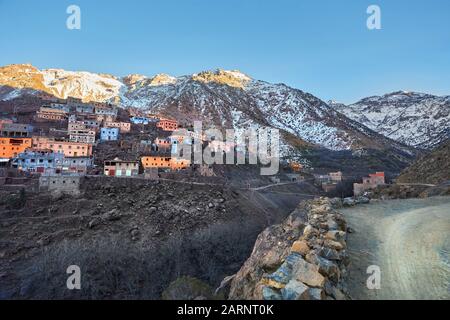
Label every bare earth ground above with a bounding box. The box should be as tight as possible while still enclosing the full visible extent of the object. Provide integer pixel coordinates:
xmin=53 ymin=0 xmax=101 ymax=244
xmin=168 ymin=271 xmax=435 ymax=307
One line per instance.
xmin=342 ymin=197 xmax=450 ymax=300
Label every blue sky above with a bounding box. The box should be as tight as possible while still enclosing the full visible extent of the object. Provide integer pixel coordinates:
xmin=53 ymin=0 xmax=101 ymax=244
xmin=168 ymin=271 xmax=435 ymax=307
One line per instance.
xmin=0 ymin=0 xmax=449 ymax=103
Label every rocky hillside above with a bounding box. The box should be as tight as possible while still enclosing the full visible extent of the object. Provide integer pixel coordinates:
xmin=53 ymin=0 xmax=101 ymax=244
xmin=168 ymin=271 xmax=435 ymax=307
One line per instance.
xmin=0 ymin=64 xmax=415 ymax=158
xmin=228 ymin=197 xmax=349 ymax=300
xmin=333 ymin=91 xmax=450 ymax=149
xmin=396 ymin=139 xmax=450 ymax=185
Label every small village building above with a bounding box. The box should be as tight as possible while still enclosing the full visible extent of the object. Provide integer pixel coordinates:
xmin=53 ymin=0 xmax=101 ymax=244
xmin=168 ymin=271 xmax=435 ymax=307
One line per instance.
xmin=155 ymin=137 xmax=171 ymax=151
xmin=95 ymin=106 xmax=118 ymax=117
xmin=322 ymin=183 xmax=337 ymax=193
xmin=289 ymin=162 xmax=303 ymax=172
xmin=141 ymin=156 xmax=171 ymax=169
xmin=286 ymin=173 xmax=303 ymax=182
xmin=32 ymin=137 xmax=93 ymax=157
xmin=314 ymin=174 xmax=331 ymax=185
xmin=141 ymin=156 xmax=190 ymax=171
xmin=353 ymin=172 xmax=386 ymax=196
xmin=75 ymin=104 xmax=94 ymax=114
xmin=96 ymin=114 xmax=116 ymax=123
xmin=36 ymin=107 xmax=67 ymax=121
xmin=104 ymin=121 xmax=131 ymax=133
xmin=157 ymin=119 xmax=178 ymax=131
xmin=100 ymin=127 xmax=120 ymax=141
xmin=1 ymin=123 xmax=34 ymax=138
xmin=48 ymin=103 xmax=71 ymax=113
xmin=69 ymin=129 xmax=96 ymax=144
xmin=130 ymin=116 xmax=150 ymax=125
xmin=329 ymin=171 xmax=343 ymax=182
xmin=62 ymin=157 xmax=94 ymax=174
xmin=13 ymin=149 xmax=64 ymax=174
xmin=0 ymin=137 xmax=33 ymax=159
xmin=104 ymin=158 xmax=139 ymax=177
xmin=0 ymin=119 xmax=13 ymax=130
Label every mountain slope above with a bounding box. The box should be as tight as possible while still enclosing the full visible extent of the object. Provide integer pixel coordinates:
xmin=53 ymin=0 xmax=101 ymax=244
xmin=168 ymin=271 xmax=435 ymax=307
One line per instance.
xmin=396 ymin=139 xmax=450 ymax=185
xmin=0 ymin=64 xmax=416 ymax=158
xmin=334 ymin=92 xmax=450 ymax=149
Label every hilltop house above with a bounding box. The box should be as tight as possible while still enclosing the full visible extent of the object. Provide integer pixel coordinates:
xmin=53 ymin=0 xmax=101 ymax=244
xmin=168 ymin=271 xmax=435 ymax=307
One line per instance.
xmin=104 ymin=158 xmax=139 ymax=177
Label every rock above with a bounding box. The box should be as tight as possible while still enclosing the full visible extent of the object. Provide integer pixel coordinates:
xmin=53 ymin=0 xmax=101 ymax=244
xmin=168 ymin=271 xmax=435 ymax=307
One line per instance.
xmin=130 ymin=228 xmax=139 ymax=237
xmin=149 ymin=207 xmax=157 ymax=214
xmin=318 ymin=247 xmax=342 ymax=261
xmin=208 ymin=202 xmax=214 ymax=209
xmin=306 ymin=252 xmax=340 ymax=282
xmin=308 ymin=288 xmax=325 ymax=300
xmin=324 ymin=239 xmax=345 ymax=251
xmin=104 ymin=209 xmax=122 ymax=221
xmin=329 ymin=198 xmax=343 ymax=208
xmin=322 ymin=219 xmax=338 ymax=231
xmin=264 ymin=254 xmax=302 ymax=288
xmin=324 ymin=282 xmax=347 ymax=300
xmin=325 ymin=230 xmax=346 ymax=242
xmin=290 ymin=240 xmax=310 ymax=256
xmin=291 ymin=256 xmax=326 ymax=288
xmin=88 ymin=218 xmax=100 ymax=229
xmin=262 ymin=286 xmax=283 ymax=300
xmin=347 ymin=227 xmax=355 ymax=234
xmin=303 ymin=225 xmax=318 ymax=238
xmin=343 ymin=197 xmax=356 ymax=207
xmin=281 ymin=280 xmax=310 ymax=300
xmin=356 ymin=196 xmax=370 ymax=204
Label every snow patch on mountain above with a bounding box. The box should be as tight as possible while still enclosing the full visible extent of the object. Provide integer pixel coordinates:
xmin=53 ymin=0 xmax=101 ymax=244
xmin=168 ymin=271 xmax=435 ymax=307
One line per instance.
xmin=335 ymin=91 xmax=450 ymax=149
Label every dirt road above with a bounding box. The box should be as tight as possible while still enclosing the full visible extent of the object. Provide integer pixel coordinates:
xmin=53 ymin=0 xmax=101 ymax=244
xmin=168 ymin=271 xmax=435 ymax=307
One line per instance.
xmin=342 ymin=197 xmax=450 ymax=300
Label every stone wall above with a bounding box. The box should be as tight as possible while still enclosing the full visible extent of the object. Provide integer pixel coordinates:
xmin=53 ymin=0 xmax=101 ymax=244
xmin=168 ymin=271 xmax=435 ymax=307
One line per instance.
xmin=227 ymin=197 xmax=349 ymax=300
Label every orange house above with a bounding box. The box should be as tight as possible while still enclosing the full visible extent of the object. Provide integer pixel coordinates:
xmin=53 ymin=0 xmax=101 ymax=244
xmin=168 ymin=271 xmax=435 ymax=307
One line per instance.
xmin=141 ymin=156 xmax=190 ymax=170
xmin=0 ymin=138 xmax=32 ymax=159
xmin=32 ymin=137 xmax=93 ymax=157
xmin=157 ymin=119 xmax=178 ymax=132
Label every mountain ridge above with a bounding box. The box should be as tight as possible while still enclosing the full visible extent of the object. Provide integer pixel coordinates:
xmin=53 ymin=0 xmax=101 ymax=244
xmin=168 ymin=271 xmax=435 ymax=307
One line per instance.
xmin=0 ymin=64 xmax=419 ymax=159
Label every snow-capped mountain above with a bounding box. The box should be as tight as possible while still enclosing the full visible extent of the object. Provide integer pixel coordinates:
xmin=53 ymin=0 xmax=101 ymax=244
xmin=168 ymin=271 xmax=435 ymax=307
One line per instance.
xmin=0 ymin=64 xmax=415 ymax=156
xmin=334 ymin=91 xmax=450 ymax=149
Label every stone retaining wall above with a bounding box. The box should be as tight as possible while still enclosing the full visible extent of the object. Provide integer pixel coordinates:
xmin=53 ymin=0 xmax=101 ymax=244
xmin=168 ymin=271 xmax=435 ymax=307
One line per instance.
xmin=228 ymin=197 xmax=349 ymax=300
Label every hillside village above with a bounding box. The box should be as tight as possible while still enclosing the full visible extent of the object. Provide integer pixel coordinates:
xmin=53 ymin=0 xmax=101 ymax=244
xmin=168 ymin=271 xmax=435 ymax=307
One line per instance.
xmin=0 ymin=95 xmax=388 ymax=198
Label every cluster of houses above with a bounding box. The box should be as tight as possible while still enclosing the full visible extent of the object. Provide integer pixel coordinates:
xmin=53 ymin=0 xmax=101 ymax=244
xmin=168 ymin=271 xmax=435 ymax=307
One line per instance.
xmin=0 ymin=98 xmax=197 ymax=182
xmin=314 ymin=171 xmax=385 ymax=196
